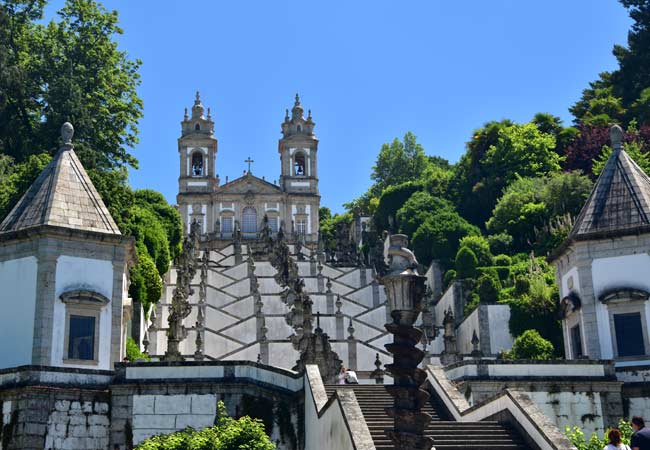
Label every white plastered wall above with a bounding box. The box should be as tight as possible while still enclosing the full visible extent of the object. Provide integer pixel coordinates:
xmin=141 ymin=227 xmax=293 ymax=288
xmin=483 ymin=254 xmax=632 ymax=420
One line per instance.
xmin=0 ymin=256 xmax=38 ymax=368
xmin=52 ymin=256 xmax=114 ymax=370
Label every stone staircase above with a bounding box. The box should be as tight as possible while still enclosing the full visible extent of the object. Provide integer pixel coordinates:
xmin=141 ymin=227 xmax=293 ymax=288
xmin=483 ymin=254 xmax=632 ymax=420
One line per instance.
xmin=324 ymin=384 xmax=531 ymax=450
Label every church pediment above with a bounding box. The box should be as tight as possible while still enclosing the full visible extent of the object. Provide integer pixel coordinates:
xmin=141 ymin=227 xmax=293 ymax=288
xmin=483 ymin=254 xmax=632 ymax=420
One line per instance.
xmin=216 ymin=174 xmax=282 ymax=195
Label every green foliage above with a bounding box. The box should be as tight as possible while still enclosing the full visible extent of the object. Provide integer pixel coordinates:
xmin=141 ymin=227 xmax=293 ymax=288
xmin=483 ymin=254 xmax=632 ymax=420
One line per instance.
xmin=443 ymin=269 xmax=457 ymax=288
xmin=493 ymin=254 xmax=512 ymax=266
xmin=129 ymin=247 xmax=162 ymax=312
xmin=450 ymin=119 xmax=561 ymax=228
xmin=374 ymin=181 xmax=423 ymax=232
xmin=571 ymin=0 xmax=650 ymax=126
xmin=0 ymin=153 xmax=51 ymax=219
xmin=504 ymin=329 xmax=554 ymax=360
xmin=476 ymin=273 xmax=501 ymax=304
xmin=593 ymin=141 xmax=650 ymax=176
xmin=136 ymin=401 xmax=275 ymax=450
xmin=411 ymin=209 xmax=479 ymax=268
xmin=565 ymin=419 xmax=632 ymax=450
xmin=487 ymin=232 xmax=514 ymax=255
xmin=125 ymin=205 xmax=171 ymax=275
xmin=487 ymin=172 xmax=592 ymax=254
xmin=458 ymin=235 xmax=493 ymax=266
xmin=396 ymin=192 xmax=451 ymax=237
xmin=455 ymin=247 xmax=478 ymax=279
xmin=501 ymin=257 xmax=562 ymax=353
xmin=0 ymin=0 xmax=142 ymax=170
xmin=371 ymin=132 xmax=431 ymax=194
xmin=126 ymin=336 xmax=149 ymax=362
xmin=134 ymin=189 xmax=183 ymax=260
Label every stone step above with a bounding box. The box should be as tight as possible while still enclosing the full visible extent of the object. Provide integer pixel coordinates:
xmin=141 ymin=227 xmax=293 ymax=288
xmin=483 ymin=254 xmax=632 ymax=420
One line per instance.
xmin=324 ymin=384 xmax=532 ymax=450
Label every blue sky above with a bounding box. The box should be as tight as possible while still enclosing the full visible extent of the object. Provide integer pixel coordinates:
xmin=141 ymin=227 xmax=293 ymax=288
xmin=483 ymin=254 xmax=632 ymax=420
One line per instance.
xmin=47 ymin=1 xmax=632 ymax=213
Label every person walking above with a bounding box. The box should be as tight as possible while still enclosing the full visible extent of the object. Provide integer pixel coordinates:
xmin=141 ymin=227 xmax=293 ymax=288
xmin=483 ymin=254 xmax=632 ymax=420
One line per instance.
xmin=631 ymin=416 xmax=650 ymax=450
xmin=604 ymin=429 xmax=630 ymax=450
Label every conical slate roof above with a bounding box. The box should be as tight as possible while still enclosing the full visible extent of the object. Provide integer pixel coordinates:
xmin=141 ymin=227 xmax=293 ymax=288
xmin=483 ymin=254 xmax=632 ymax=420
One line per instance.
xmin=568 ymin=125 xmax=650 ymax=241
xmin=0 ymin=132 xmax=120 ymax=236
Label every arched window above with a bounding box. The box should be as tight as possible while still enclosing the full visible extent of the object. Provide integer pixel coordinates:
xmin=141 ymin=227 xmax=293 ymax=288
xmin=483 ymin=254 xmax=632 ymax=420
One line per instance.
xmin=195 ymin=123 xmax=201 ymax=131
xmin=242 ymin=207 xmax=257 ymax=234
xmin=297 ymin=125 xmax=302 ymax=133
xmin=294 ymin=153 xmax=306 ymax=176
xmin=191 ymin=152 xmax=204 ymax=177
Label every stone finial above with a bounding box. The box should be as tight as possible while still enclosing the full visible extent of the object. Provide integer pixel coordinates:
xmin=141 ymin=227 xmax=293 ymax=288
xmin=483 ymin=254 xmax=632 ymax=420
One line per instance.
xmin=370 ymin=353 xmax=385 ymax=384
xmin=610 ymin=124 xmax=624 ymax=151
xmin=347 ymin=318 xmax=355 ymax=340
xmin=294 ymin=93 xmax=301 ymax=106
xmin=195 ymin=91 xmax=201 ymax=103
xmin=142 ymin=329 xmax=149 ymax=354
xmin=471 ymin=329 xmax=482 ymax=359
xmin=61 ymin=122 xmax=74 ymax=145
xmin=184 ymin=107 xmax=188 ymax=120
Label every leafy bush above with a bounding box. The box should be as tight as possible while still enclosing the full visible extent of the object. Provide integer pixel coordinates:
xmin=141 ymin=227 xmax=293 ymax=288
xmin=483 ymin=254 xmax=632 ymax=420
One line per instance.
xmin=374 ymin=181 xmax=423 ymax=232
xmin=477 ymin=274 xmax=501 ymax=304
xmin=505 ymin=329 xmax=554 ymax=360
xmin=396 ymin=192 xmax=452 ymax=237
xmin=136 ymin=401 xmax=275 ymax=450
xmin=129 ymin=247 xmax=163 ymax=312
xmin=126 ymin=337 xmax=149 ymax=362
xmin=458 ymin=235 xmax=493 ymax=266
xmin=455 ymin=247 xmax=478 ymax=279
xmin=565 ymin=420 xmax=632 ymax=450
xmin=412 ymin=211 xmax=479 ymax=268
xmin=493 ymin=254 xmax=512 ymax=267
xmin=443 ymin=270 xmax=457 ymax=289
xmin=487 ymin=233 xmax=514 ymax=256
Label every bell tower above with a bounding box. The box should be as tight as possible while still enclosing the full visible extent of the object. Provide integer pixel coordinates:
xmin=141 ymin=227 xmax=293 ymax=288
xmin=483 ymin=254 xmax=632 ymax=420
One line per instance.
xmin=278 ymin=94 xmax=319 ymax=195
xmin=177 ymin=92 xmax=218 ymax=233
xmin=278 ymin=94 xmax=320 ymax=241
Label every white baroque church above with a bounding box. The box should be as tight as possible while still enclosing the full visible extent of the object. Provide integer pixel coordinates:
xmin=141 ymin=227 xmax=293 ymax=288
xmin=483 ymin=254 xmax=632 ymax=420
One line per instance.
xmin=176 ymin=93 xmax=320 ymax=243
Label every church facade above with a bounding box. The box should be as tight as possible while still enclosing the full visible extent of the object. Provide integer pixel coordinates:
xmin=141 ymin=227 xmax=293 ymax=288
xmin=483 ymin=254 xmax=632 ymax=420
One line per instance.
xmin=177 ymin=93 xmax=320 ymax=243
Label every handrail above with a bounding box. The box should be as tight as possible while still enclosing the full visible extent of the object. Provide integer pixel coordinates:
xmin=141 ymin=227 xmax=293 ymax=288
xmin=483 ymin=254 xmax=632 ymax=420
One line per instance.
xmin=426 ymin=365 xmax=577 ymax=450
xmin=304 ymin=365 xmax=375 ymax=450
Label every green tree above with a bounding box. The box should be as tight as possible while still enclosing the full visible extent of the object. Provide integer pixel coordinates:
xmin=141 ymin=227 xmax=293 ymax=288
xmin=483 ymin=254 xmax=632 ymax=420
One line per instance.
xmin=412 ymin=210 xmax=479 ymax=268
xmin=477 ymin=273 xmax=501 ymax=304
xmin=371 ymin=132 xmax=431 ymax=194
xmin=374 ymin=181 xmax=424 ymax=232
xmin=136 ymin=401 xmax=275 ymax=450
xmin=396 ymin=191 xmax=451 ymax=237
xmin=0 ymin=0 xmax=142 ymax=169
xmin=506 ymin=329 xmax=554 ymax=360
xmin=0 ymin=153 xmax=51 ymax=219
xmin=128 ymin=246 xmax=163 ymax=312
xmin=450 ymin=120 xmax=561 ymax=228
xmin=487 ymin=172 xmax=592 ymax=253
xmin=458 ymin=235 xmax=493 ymax=267
xmin=592 ymin=141 xmax=650 ymax=176
xmin=455 ymin=247 xmax=478 ymax=279
xmin=571 ymin=1 xmax=650 ymax=126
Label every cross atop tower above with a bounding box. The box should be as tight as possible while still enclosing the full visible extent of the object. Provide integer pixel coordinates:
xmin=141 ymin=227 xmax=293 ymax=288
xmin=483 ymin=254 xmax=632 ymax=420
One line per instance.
xmin=245 ymin=156 xmax=254 ymax=173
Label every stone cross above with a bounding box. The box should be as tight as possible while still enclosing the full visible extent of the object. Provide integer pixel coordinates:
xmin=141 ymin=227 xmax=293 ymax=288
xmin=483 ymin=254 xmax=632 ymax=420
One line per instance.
xmin=245 ymin=156 xmax=254 ymax=173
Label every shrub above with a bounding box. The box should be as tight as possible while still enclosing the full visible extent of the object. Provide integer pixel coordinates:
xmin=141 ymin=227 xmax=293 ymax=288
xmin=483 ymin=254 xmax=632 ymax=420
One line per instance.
xmin=565 ymin=419 xmax=632 ymax=450
xmin=506 ymin=329 xmax=554 ymax=360
xmin=455 ymin=247 xmax=478 ymax=279
xmin=487 ymin=232 xmax=514 ymax=256
xmin=493 ymin=254 xmax=512 ymax=266
xmin=136 ymin=401 xmax=276 ymax=450
xmin=458 ymin=235 xmax=493 ymax=266
xmin=443 ymin=270 xmax=457 ymax=289
xmin=477 ymin=274 xmax=501 ymax=304
xmin=494 ymin=266 xmax=511 ymax=283
xmin=126 ymin=337 xmax=149 ymax=362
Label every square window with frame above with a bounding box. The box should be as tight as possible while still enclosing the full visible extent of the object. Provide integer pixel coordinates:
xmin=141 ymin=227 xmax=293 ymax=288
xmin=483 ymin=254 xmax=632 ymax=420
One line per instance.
xmin=614 ymin=312 xmax=645 ymax=357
